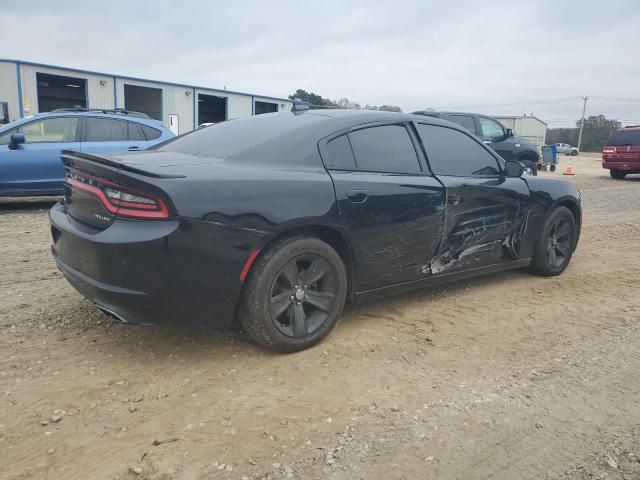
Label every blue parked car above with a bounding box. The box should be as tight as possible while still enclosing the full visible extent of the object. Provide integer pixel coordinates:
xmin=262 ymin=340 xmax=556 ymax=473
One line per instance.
xmin=0 ymin=108 xmax=174 ymax=197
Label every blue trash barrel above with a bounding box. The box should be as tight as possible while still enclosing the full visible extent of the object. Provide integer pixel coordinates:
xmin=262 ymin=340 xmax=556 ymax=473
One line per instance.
xmin=542 ymin=144 xmax=558 ymax=165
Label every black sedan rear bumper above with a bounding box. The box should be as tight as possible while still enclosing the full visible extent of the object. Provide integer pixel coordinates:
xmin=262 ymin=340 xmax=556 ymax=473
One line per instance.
xmin=49 ymin=201 xmax=263 ymax=328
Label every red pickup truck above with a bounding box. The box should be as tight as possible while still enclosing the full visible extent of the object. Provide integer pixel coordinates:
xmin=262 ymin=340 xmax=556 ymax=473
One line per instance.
xmin=602 ymin=126 xmax=640 ymax=179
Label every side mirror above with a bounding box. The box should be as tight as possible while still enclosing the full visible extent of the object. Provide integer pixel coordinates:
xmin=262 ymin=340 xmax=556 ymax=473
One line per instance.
xmin=505 ymin=128 xmax=513 ymax=138
xmin=8 ymin=133 xmax=25 ymax=150
xmin=504 ymin=160 xmax=525 ymax=177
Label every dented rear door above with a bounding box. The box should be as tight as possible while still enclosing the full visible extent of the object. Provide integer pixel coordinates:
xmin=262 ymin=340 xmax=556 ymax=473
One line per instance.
xmin=319 ymin=123 xmax=446 ymax=290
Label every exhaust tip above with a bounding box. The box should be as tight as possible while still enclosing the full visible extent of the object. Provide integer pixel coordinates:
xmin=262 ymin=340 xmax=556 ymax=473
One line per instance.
xmin=97 ymin=305 xmax=129 ymax=324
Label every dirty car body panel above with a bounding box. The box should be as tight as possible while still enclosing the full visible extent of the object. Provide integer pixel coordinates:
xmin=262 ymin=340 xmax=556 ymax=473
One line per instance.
xmin=49 ymin=110 xmax=581 ymax=329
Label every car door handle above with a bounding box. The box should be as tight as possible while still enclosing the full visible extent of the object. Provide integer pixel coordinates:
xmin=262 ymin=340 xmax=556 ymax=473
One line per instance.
xmin=128 ymin=146 xmax=141 ymax=151
xmin=346 ymin=189 xmax=368 ymax=203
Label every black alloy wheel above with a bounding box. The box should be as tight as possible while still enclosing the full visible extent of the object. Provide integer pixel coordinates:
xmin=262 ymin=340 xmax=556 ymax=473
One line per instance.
xmin=270 ymin=255 xmax=338 ymax=337
xmin=238 ymin=236 xmax=347 ymax=352
xmin=528 ymin=206 xmax=577 ymax=277
xmin=545 ymin=217 xmax=572 ymax=269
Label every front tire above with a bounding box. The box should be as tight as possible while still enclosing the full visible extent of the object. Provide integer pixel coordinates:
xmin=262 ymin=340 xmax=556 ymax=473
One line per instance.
xmin=523 ymin=160 xmax=538 ymax=176
xmin=238 ymin=236 xmax=347 ymax=352
xmin=528 ymin=206 xmax=577 ymax=277
xmin=571 ymin=150 xmax=578 ymax=156
xmin=610 ymin=169 xmax=627 ymax=179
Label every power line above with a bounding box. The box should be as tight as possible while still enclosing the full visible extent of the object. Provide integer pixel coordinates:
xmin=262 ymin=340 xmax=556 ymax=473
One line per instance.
xmin=400 ymin=97 xmax=581 ymax=111
xmin=399 ymin=96 xmax=640 ymax=112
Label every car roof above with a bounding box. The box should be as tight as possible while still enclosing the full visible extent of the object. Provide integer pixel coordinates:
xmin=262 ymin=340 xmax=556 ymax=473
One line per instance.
xmin=412 ymin=110 xmax=490 ymax=117
xmin=294 ymin=109 xmax=465 ymax=130
xmin=619 ymin=125 xmax=640 ymax=131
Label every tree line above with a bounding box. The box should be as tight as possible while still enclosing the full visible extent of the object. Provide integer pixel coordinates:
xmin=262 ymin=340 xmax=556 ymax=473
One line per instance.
xmin=546 ymin=115 xmax=622 ymax=152
xmin=289 ymin=89 xmax=402 ymax=112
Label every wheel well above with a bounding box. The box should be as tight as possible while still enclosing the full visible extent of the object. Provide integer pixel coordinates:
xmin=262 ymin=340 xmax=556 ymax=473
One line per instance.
xmin=556 ymin=200 xmax=581 ymax=230
xmin=518 ymin=152 xmax=539 ymax=163
xmin=255 ymin=225 xmax=356 ymax=301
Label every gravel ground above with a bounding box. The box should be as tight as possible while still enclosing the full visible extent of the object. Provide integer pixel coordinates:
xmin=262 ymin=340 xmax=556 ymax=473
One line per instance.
xmin=1 ymin=156 xmax=639 ymax=480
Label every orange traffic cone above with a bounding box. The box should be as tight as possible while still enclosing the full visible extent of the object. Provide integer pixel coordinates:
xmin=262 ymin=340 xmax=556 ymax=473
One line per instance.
xmin=563 ymin=164 xmax=575 ymax=175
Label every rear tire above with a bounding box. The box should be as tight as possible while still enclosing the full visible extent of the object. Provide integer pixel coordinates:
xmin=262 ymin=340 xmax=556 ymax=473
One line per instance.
xmin=610 ymin=169 xmax=627 ymax=179
xmin=550 ymin=164 xmax=557 ymax=172
xmin=528 ymin=206 xmax=577 ymax=277
xmin=237 ymin=236 xmax=347 ymax=352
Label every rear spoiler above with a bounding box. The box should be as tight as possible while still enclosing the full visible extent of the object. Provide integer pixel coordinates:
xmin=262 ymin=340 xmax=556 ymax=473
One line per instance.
xmin=60 ymin=150 xmax=185 ymax=179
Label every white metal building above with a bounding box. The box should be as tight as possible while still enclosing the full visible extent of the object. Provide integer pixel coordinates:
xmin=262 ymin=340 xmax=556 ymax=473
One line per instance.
xmin=493 ymin=115 xmax=547 ymax=147
xmin=0 ymin=59 xmax=293 ymax=134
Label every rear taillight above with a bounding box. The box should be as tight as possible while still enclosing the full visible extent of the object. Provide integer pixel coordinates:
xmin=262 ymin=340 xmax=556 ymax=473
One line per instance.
xmin=65 ymin=169 xmax=170 ymax=219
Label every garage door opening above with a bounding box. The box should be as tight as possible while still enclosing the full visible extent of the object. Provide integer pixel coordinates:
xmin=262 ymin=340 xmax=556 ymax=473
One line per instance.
xmin=36 ymin=73 xmax=87 ymax=112
xmin=198 ymin=94 xmax=227 ymax=126
xmin=255 ymin=101 xmax=278 ymax=115
xmin=124 ymin=84 xmax=162 ymax=120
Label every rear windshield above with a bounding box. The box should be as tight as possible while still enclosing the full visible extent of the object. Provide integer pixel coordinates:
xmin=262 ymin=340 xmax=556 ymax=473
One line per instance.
xmin=607 ymin=129 xmax=640 ymax=146
xmin=156 ymin=113 xmax=320 ymax=158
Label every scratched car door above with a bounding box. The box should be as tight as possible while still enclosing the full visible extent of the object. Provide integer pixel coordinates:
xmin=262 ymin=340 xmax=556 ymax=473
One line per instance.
xmin=414 ymin=122 xmax=531 ymax=274
xmin=320 ymin=122 xmax=446 ymax=290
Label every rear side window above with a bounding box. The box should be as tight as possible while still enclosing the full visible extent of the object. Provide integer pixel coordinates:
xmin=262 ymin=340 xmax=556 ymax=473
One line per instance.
xmin=348 ymin=124 xmax=421 ymax=174
xmin=324 ymin=134 xmax=356 ymax=169
xmin=416 ymin=123 xmax=500 ymax=176
xmin=128 ymin=122 xmax=145 ymax=141
xmin=141 ymin=124 xmax=162 ymax=140
xmin=446 ymin=114 xmax=477 ymax=135
xmin=607 ymin=129 xmax=640 ymax=146
xmin=84 ymin=118 xmax=128 ymax=142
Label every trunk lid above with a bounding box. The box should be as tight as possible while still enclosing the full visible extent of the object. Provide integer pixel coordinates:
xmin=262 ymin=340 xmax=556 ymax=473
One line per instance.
xmin=61 ymin=151 xmax=196 ymax=231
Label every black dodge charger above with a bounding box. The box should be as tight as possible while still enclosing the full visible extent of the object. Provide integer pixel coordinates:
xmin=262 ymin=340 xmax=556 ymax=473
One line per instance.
xmin=50 ymin=109 xmax=581 ymax=352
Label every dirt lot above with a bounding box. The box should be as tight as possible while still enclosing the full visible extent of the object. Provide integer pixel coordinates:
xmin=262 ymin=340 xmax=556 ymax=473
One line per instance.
xmin=1 ymin=155 xmax=640 ymax=480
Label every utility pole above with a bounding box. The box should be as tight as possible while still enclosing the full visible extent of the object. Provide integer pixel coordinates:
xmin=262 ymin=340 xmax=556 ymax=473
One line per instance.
xmin=577 ymin=96 xmax=588 ymax=151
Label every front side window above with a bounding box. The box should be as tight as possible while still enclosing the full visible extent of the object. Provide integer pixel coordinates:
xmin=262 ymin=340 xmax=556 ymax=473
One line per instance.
xmin=478 ymin=117 xmax=505 ymax=141
xmin=19 ymin=117 xmax=79 ymax=143
xmin=84 ymin=118 xmax=129 ymax=142
xmin=446 ymin=115 xmax=477 ymax=135
xmin=0 ymin=127 xmax=17 ymax=144
xmin=348 ymin=124 xmax=421 ymax=174
xmin=416 ymin=123 xmax=501 ymax=177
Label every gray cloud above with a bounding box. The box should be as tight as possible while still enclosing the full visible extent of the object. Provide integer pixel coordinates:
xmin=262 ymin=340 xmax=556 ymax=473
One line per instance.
xmin=2 ymin=0 xmax=639 ymax=126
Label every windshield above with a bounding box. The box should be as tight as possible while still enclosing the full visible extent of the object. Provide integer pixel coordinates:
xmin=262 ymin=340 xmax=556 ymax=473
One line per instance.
xmin=607 ymin=130 xmax=640 ymax=146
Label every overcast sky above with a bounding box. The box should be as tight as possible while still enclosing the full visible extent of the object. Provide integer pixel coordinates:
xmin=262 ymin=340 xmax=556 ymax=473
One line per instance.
xmin=2 ymin=0 xmax=639 ymax=127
